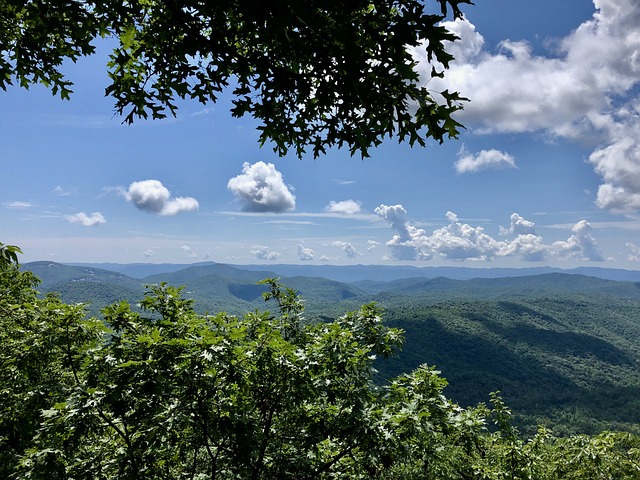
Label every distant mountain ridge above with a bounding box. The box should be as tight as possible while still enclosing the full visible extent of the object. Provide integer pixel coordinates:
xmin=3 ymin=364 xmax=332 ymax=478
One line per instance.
xmin=25 ymin=261 xmax=640 ymax=316
xmin=67 ymin=261 xmax=640 ymax=283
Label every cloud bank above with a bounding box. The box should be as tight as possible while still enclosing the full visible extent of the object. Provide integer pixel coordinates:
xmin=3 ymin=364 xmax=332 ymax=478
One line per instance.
xmin=125 ymin=180 xmax=199 ymax=216
xmin=375 ymin=204 xmax=603 ymax=262
xmin=227 ymin=161 xmax=296 ymax=213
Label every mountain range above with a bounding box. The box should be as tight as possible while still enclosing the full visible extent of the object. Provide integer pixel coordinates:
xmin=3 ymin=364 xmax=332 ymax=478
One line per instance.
xmin=22 ymin=260 xmax=640 ymax=435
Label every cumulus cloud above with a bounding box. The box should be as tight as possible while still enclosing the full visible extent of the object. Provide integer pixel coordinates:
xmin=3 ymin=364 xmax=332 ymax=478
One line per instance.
xmin=181 ymin=245 xmax=198 ymax=259
xmin=143 ymin=249 xmax=154 ymax=257
xmin=125 ymin=180 xmax=199 ymax=216
xmin=454 ymin=147 xmax=516 ymax=173
xmin=500 ymin=213 xmax=537 ymax=236
xmin=417 ymin=0 xmax=640 ymax=213
xmin=65 ymin=212 xmax=106 ymax=227
xmin=589 ymin=109 xmax=640 ymax=212
xmin=325 ymin=199 xmax=362 ymax=214
xmin=552 ymin=220 xmax=604 ymax=261
xmin=374 ymin=204 xmax=429 ymax=260
xmin=332 ymin=241 xmax=358 ymax=258
xmin=499 ymin=233 xmax=548 ymax=262
xmin=375 ymin=205 xmax=603 ymax=262
xmin=627 ymin=242 xmax=640 ymax=261
xmin=251 ymin=245 xmax=281 ymax=261
xmin=367 ymin=240 xmax=381 ymax=251
xmin=227 ymin=161 xmax=295 ymax=213
xmin=425 ymin=211 xmax=503 ymax=261
xmin=297 ymin=244 xmax=315 ymax=261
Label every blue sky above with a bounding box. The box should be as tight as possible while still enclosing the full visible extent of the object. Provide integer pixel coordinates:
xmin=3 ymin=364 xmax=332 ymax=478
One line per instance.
xmin=2 ymin=0 xmax=640 ymax=269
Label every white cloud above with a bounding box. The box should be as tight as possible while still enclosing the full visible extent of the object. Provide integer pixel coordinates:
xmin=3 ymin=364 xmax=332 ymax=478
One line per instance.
xmin=374 ymin=204 xmax=428 ymax=260
xmin=325 ymin=199 xmax=362 ymax=215
xmin=454 ymin=147 xmax=516 ymax=173
xmin=3 ymin=201 xmax=32 ymax=209
xmin=367 ymin=240 xmax=381 ymax=251
xmin=251 ymin=245 xmax=281 ymax=261
xmin=125 ymin=180 xmax=199 ymax=216
xmin=143 ymin=249 xmax=154 ymax=257
xmin=419 ymin=0 xmax=640 ymax=213
xmin=500 ymin=213 xmax=537 ymax=236
xmin=426 ymin=211 xmax=504 ymax=261
xmin=589 ymin=108 xmax=640 ymax=212
xmin=297 ymin=244 xmax=315 ymax=261
xmin=332 ymin=241 xmax=358 ymax=259
xmin=181 ymin=245 xmax=198 ymax=259
xmin=65 ymin=212 xmax=106 ymax=227
xmin=376 ymin=205 xmax=603 ymax=262
xmin=626 ymin=242 xmax=640 ymax=261
xmin=53 ymin=186 xmax=71 ymax=196
xmin=227 ymin=161 xmax=295 ymax=213
xmin=552 ymin=220 xmax=604 ymax=261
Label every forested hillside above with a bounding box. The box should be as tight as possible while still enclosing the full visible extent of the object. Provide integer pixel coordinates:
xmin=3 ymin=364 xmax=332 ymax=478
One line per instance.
xmin=4 ymin=252 xmax=640 ymax=479
xmin=21 ymin=261 xmax=640 ymax=436
xmin=377 ymin=295 xmax=640 ymax=435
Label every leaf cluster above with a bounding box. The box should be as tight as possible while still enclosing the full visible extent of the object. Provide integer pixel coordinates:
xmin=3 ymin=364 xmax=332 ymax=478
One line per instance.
xmin=1 ymin=0 xmax=472 ymax=158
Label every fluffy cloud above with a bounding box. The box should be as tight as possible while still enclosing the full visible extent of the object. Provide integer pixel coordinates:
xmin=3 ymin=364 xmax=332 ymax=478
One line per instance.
xmin=125 ymin=180 xmax=199 ymax=216
xmin=454 ymin=147 xmax=516 ymax=173
xmin=375 ymin=205 xmax=603 ymax=262
xmin=181 ymin=245 xmax=198 ymax=259
xmin=552 ymin=220 xmax=604 ymax=261
xmin=627 ymin=242 xmax=640 ymax=261
xmin=227 ymin=161 xmax=295 ymax=213
xmin=143 ymin=249 xmax=154 ymax=257
xmin=297 ymin=244 xmax=315 ymax=261
xmin=589 ymin=110 xmax=640 ymax=212
xmin=425 ymin=211 xmax=503 ymax=261
xmin=332 ymin=241 xmax=358 ymax=259
xmin=325 ymin=199 xmax=362 ymax=214
xmin=65 ymin=212 xmax=106 ymax=227
xmin=419 ymin=0 xmax=640 ymax=212
xmin=374 ymin=205 xmax=429 ymax=260
xmin=251 ymin=245 xmax=281 ymax=261
xmin=500 ymin=213 xmax=537 ymax=236
xmin=367 ymin=240 xmax=381 ymax=251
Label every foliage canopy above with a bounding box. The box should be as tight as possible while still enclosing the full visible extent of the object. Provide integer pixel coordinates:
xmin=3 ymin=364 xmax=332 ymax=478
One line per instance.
xmin=0 ymin=0 xmax=471 ymax=158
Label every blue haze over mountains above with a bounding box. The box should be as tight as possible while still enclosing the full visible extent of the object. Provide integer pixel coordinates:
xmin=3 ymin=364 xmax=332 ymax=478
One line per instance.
xmin=67 ymin=261 xmax=640 ymax=283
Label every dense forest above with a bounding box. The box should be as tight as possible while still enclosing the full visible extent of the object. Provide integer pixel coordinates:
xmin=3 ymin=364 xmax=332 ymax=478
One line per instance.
xmin=20 ymin=260 xmax=640 ymax=436
xmin=2 ymin=247 xmax=639 ymax=478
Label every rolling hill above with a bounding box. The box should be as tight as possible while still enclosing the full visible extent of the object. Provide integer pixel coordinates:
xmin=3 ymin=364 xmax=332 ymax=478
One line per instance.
xmin=20 ymin=261 xmax=640 ymax=435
